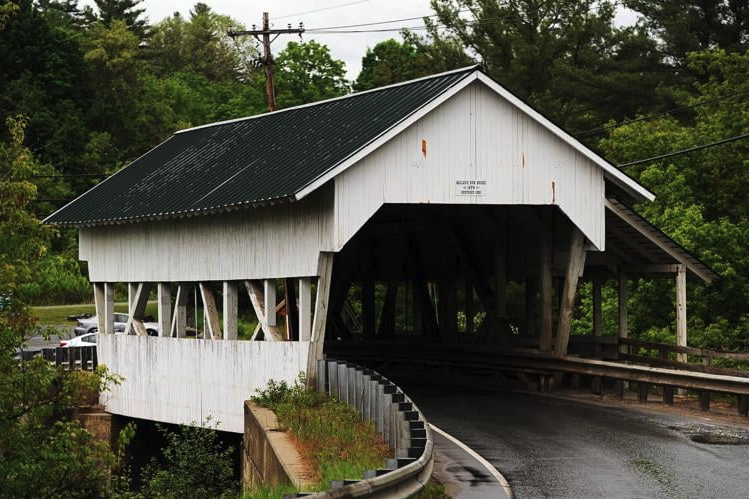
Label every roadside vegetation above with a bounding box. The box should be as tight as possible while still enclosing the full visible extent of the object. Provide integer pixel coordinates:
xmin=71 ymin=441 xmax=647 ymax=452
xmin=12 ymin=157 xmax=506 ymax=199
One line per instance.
xmin=248 ymin=375 xmax=390 ymax=495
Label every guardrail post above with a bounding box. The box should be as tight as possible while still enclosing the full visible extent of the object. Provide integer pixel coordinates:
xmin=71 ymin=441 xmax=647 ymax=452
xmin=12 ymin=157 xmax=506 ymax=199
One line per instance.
xmin=613 ymin=379 xmax=624 ymax=399
xmin=699 ymin=391 xmax=710 ymax=412
xmin=338 ymin=363 xmax=348 ymax=403
xmin=362 ymin=370 xmax=371 ymax=420
xmin=638 ymin=382 xmax=649 ymax=402
xmin=329 ymin=362 xmax=339 ymax=397
xmin=317 ymin=359 xmax=327 ymax=393
xmin=738 ymin=395 xmax=748 ymax=417
xmin=663 ymin=385 xmax=674 ymax=405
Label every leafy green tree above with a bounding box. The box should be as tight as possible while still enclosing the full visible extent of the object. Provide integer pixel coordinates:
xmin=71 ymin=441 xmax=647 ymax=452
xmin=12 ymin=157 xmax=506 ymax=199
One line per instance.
xmin=274 ymin=40 xmax=350 ymax=108
xmin=354 ymin=31 xmax=472 ymax=91
xmin=84 ymin=0 xmax=149 ymax=39
xmin=138 ymin=419 xmax=238 ymax=498
xmin=430 ymin=0 xmax=671 ymax=131
xmin=624 ymin=0 xmax=749 ymax=66
xmin=0 ymin=116 xmax=119 ymax=498
xmin=598 ymin=49 xmax=749 ymax=350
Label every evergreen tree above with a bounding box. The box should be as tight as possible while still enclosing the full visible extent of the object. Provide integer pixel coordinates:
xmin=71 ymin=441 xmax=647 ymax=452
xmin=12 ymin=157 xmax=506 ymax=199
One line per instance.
xmin=84 ymin=0 xmax=148 ymax=38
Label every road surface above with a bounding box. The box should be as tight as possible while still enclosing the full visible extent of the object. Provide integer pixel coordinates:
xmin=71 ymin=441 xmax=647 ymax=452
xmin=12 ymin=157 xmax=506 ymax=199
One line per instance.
xmin=408 ymin=386 xmax=749 ymax=498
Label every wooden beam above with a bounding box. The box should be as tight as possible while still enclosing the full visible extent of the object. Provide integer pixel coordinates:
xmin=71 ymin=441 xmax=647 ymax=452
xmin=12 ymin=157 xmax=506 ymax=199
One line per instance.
xmin=127 ymin=283 xmax=137 ymax=316
xmin=554 ymin=229 xmax=587 ymax=356
xmin=157 ymin=283 xmax=171 ymax=338
xmin=244 ymin=280 xmax=284 ymax=341
xmin=495 ymin=237 xmax=508 ymax=319
xmin=299 ymin=277 xmax=312 ymax=341
xmin=284 ymin=278 xmax=298 ymax=341
xmin=466 ymin=280 xmax=474 ymax=334
xmin=223 ymin=281 xmax=238 ymax=340
xmin=621 ymin=264 xmax=686 ymax=275
xmin=676 ymin=264 xmax=687 ymax=363
xmin=306 ymin=252 xmax=334 ymax=387
xmin=170 ymin=284 xmax=188 ymax=338
xmin=377 ymin=280 xmax=398 ymax=338
xmin=94 ymin=282 xmax=115 ymax=335
xmin=125 ymin=283 xmax=152 ymax=336
xmin=199 ymin=283 xmax=222 ymax=340
xmin=264 ymin=279 xmax=277 ymax=327
xmin=539 ymin=242 xmax=553 ymax=352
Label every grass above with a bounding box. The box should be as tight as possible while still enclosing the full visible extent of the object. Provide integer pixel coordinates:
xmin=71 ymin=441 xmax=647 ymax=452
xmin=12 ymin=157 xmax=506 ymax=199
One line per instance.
xmin=414 ymin=480 xmax=451 ymax=498
xmin=31 ymin=302 xmax=158 ymax=326
xmin=248 ymin=375 xmax=390 ymax=496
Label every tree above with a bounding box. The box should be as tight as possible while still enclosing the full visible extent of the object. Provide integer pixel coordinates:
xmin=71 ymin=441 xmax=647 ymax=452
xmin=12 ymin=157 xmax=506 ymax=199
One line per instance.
xmin=84 ymin=0 xmax=148 ymax=39
xmin=624 ymin=0 xmax=749 ymax=66
xmin=430 ymin=0 xmax=672 ymax=131
xmin=273 ymin=40 xmax=350 ymax=108
xmin=354 ymin=31 xmax=473 ymax=91
xmin=598 ymin=49 xmax=749 ymax=350
xmin=0 ymin=116 xmax=119 ymax=498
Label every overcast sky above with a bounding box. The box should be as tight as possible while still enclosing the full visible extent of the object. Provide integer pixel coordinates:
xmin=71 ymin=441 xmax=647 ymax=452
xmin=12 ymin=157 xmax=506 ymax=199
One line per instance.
xmin=82 ymin=1 xmax=638 ymax=80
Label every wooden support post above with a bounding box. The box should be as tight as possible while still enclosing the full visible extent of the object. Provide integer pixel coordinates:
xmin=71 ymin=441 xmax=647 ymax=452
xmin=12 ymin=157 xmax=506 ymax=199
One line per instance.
xmin=125 ymin=283 xmax=152 ymax=336
xmin=413 ymin=279 xmax=422 ymax=336
xmin=306 ymin=253 xmax=334 ymax=388
xmin=699 ymin=391 xmax=710 ymax=412
xmin=284 ymin=278 xmax=298 ymax=341
xmin=94 ymin=282 xmax=115 ymax=334
xmin=554 ymin=229 xmax=587 ymax=357
xmin=663 ymin=385 xmax=674 ymax=405
xmin=525 ymin=278 xmax=536 ymax=336
xmin=676 ymin=264 xmax=687 ymax=363
xmin=299 ymin=277 xmax=312 ymax=341
xmin=438 ymin=275 xmax=457 ymax=340
xmin=378 ymin=280 xmax=398 ymax=338
xmin=171 ymin=284 xmax=188 ymax=338
xmin=128 ymin=283 xmax=137 ymax=316
xmin=540 ymin=242 xmax=553 ymax=351
xmin=591 ymin=376 xmax=602 ymax=395
xmin=265 ymin=279 xmax=277 ymax=327
xmin=157 ymin=283 xmax=171 ymax=338
xmin=245 ymin=280 xmax=284 ymax=341
xmin=638 ymin=383 xmax=649 ymax=403
xmin=613 ymin=379 xmax=624 ymax=399
xmin=618 ymin=271 xmax=628 ymax=355
xmin=199 ymin=283 xmax=222 ymax=340
xmin=737 ymin=395 xmax=748 ymax=417
xmin=223 ymin=281 xmax=238 ymax=340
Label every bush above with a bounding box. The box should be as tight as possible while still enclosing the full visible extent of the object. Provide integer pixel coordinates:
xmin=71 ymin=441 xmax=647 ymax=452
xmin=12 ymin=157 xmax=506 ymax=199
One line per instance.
xmin=17 ymin=255 xmax=91 ymax=305
xmin=138 ymin=418 xmax=238 ymax=499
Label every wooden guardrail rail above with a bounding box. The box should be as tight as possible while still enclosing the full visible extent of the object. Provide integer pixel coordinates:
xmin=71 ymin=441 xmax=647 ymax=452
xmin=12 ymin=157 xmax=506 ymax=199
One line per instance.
xmin=326 ymin=341 xmax=749 ymax=417
xmin=19 ymin=346 xmax=98 ymax=371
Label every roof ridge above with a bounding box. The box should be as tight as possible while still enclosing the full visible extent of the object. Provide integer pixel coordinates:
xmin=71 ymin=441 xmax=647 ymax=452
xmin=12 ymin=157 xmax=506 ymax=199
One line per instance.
xmin=174 ymin=64 xmax=481 ymax=135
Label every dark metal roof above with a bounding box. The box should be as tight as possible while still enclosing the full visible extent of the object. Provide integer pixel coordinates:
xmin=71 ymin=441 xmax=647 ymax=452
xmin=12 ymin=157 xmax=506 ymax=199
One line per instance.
xmin=605 ymin=198 xmax=719 ymax=283
xmin=45 ymin=66 xmax=477 ymax=226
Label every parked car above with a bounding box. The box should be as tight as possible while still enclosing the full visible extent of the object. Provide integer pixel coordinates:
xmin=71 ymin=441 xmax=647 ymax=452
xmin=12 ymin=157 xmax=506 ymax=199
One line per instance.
xmin=60 ymin=332 xmax=98 ymax=347
xmin=73 ymin=313 xmax=159 ymax=336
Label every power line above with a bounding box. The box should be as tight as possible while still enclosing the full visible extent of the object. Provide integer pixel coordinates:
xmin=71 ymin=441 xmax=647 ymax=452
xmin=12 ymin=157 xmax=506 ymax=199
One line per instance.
xmin=306 ymin=13 xmax=440 ymax=31
xmin=275 ymin=0 xmax=372 ymax=21
xmin=306 ymin=14 xmax=517 ymax=34
xmin=577 ymin=87 xmax=749 ymax=137
xmin=618 ymin=132 xmax=749 ymax=168
xmin=32 ymin=173 xmax=109 ymax=178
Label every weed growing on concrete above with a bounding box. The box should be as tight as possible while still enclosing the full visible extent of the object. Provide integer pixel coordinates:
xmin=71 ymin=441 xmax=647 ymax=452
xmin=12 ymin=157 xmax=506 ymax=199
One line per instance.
xmin=251 ymin=374 xmax=390 ymax=491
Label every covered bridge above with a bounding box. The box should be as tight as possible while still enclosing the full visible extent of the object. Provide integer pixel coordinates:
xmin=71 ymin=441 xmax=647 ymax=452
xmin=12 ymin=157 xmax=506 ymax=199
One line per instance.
xmin=45 ymin=66 xmax=717 ymax=433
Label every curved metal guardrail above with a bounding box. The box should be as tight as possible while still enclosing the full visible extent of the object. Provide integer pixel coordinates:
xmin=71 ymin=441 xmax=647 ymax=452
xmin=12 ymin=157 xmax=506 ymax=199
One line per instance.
xmin=284 ymin=360 xmax=434 ymax=498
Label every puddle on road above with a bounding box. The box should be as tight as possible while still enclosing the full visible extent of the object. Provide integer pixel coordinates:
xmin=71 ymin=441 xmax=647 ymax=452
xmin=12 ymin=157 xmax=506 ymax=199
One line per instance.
xmin=445 ymin=464 xmax=493 ymax=487
xmin=667 ymin=423 xmax=749 ymax=445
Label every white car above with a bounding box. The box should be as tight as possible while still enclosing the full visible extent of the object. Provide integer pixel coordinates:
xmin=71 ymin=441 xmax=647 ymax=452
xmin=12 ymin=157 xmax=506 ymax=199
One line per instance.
xmin=60 ymin=332 xmax=99 ymax=347
xmin=73 ymin=313 xmax=159 ymax=336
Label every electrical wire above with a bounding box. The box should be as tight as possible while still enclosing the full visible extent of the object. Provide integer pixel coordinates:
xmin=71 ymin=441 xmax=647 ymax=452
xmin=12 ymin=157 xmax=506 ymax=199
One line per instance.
xmin=618 ymin=132 xmax=749 ymax=168
xmin=306 ymin=13 xmax=517 ymax=34
xmin=275 ymin=0 xmax=373 ymax=21
xmin=577 ymin=87 xmax=749 ymax=136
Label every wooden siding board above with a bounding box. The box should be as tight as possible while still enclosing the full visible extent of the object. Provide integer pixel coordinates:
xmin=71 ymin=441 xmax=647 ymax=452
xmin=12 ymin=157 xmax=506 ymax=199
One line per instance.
xmin=81 ymin=187 xmax=334 ymax=282
xmin=334 ymin=81 xmax=605 ymax=250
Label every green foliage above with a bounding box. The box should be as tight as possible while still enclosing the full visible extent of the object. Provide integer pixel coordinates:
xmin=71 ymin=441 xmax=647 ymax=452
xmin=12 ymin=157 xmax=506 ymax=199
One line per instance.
xmin=136 ymin=418 xmax=238 ymax=499
xmin=274 ymin=40 xmax=350 ymax=108
xmin=252 ymin=374 xmax=390 ymax=490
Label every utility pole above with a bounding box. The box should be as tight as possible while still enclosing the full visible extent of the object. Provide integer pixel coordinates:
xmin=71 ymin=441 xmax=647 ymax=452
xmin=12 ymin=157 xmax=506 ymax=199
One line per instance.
xmin=228 ymin=12 xmax=304 ymax=112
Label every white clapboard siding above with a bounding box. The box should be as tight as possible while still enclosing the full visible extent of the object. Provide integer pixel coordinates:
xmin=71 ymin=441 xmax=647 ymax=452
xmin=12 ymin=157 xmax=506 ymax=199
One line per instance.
xmin=80 ymin=186 xmax=334 ymax=282
xmin=334 ymin=81 xmax=605 ymax=250
xmin=98 ymin=334 xmax=309 ymax=434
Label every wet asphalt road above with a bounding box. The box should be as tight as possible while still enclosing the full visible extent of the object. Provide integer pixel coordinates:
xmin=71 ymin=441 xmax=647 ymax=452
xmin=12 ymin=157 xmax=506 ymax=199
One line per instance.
xmin=407 ymin=387 xmax=749 ymax=499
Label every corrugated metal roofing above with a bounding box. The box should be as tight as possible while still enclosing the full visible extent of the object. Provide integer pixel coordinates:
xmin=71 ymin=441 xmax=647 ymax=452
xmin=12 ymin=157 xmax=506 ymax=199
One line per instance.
xmin=44 ymin=66 xmax=477 ymax=227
